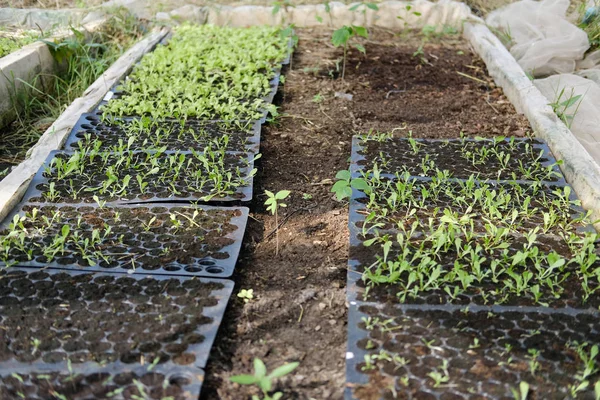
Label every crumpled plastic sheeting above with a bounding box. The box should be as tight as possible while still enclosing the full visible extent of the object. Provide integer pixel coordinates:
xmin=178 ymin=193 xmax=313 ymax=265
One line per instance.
xmin=486 ymin=0 xmax=589 ymax=77
xmin=0 ymin=8 xmax=86 ymax=30
xmin=534 ymin=74 xmax=600 ymax=161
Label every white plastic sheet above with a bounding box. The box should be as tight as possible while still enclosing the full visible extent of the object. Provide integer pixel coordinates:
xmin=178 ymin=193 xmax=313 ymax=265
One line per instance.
xmin=534 ymin=74 xmax=600 ymax=161
xmin=486 ymin=0 xmax=590 ymax=77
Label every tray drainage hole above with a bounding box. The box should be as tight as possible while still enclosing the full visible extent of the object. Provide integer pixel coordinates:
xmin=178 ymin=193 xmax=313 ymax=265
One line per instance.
xmin=206 ymin=267 xmax=224 ymax=274
xmin=198 ymin=260 xmax=216 ymax=266
xmin=184 ymin=266 xmax=203 ymax=273
xmin=168 ymin=373 xmax=192 ymax=386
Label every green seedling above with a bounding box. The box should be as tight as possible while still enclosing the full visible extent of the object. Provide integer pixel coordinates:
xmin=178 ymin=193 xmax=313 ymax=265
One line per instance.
xmin=238 ymin=288 xmax=254 ymax=303
xmin=265 ymin=190 xmax=291 ymax=256
xmin=230 ymin=358 xmax=299 ymax=400
xmin=331 ymin=25 xmax=368 ymax=80
xmin=511 ymin=381 xmax=530 ymax=400
xmin=331 ymin=170 xmax=370 ymax=201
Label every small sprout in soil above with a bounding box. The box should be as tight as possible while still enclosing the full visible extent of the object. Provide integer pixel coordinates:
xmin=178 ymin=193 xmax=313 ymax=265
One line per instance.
xmin=302 ymin=193 xmax=313 ymax=200
xmin=331 ymin=25 xmax=368 ymax=80
xmin=230 ymin=358 xmax=300 ymax=400
xmin=312 ymin=93 xmax=324 ymax=103
xmin=511 ymin=381 xmax=530 ymax=400
xmin=265 ymin=190 xmax=291 ymax=256
xmin=427 ymin=360 xmax=450 ymax=388
xmin=238 ymin=288 xmax=255 ymax=303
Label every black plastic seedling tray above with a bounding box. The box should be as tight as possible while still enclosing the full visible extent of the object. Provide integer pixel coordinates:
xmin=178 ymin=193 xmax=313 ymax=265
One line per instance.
xmin=345 ymin=301 xmax=600 ymax=400
xmin=350 ymin=136 xmax=566 ymax=185
xmin=0 ymin=203 xmax=248 ymax=278
xmin=94 ymin=69 xmax=283 ymax=124
xmin=64 ymin=112 xmax=262 ymax=154
xmin=1 ymin=361 xmax=204 ymax=399
xmin=22 ymin=149 xmax=255 ymax=205
xmin=346 ymin=183 xmax=599 ymax=309
xmin=0 ymin=267 xmax=233 ymax=369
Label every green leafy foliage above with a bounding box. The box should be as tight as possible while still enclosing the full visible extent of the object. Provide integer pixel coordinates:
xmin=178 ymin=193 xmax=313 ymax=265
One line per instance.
xmin=331 ymin=25 xmax=368 ymax=79
xmin=331 ymin=170 xmax=369 ymax=201
xmin=102 ymin=24 xmax=291 ymax=121
xmin=230 ymin=358 xmax=299 ymax=400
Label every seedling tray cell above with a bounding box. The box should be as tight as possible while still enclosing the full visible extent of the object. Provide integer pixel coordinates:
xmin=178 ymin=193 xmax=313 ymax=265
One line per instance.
xmin=64 ymin=112 xmax=262 ymax=154
xmin=350 ymin=136 xmax=566 ymax=185
xmin=1 ymin=362 xmax=203 ymax=399
xmin=345 ymin=301 xmax=600 ymax=400
xmin=0 ymin=203 xmax=248 ymax=277
xmin=0 ymin=267 xmax=233 ymax=369
xmin=23 ymin=150 xmax=255 ymax=204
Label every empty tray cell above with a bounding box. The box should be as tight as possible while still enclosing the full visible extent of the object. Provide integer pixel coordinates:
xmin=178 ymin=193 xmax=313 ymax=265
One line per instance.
xmin=23 ymin=149 xmax=256 ymax=204
xmin=0 ymin=362 xmax=204 ymax=400
xmin=351 ymin=136 xmax=565 ymax=184
xmin=0 ymin=268 xmax=233 ymax=368
xmin=65 ymin=112 xmax=262 ymax=154
xmin=346 ymin=302 xmax=600 ymax=399
xmin=0 ymin=204 xmax=248 ymax=277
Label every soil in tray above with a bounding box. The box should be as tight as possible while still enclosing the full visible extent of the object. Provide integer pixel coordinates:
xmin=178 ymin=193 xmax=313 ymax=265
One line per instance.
xmin=354 ymin=137 xmax=562 ymax=182
xmin=0 ymin=204 xmax=242 ymax=274
xmin=349 ymin=304 xmax=600 ymax=400
xmin=348 ymin=230 xmax=600 ymax=309
xmin=200 ymin=29 xmax=529 ymax=399
xmin=0 ymin=268 xmax=228 ymax=367
xmin=68 ymin=114 xmax=258 ymax=153
xmin=28 ymin=150 xmax=252 ymax=204
xmin=1 ymin=366 xmax=200 ymax=400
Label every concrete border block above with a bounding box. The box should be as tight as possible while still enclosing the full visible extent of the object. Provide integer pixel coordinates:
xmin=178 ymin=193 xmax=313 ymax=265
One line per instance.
xmin=0 ymin=28 xmax=170 ymax=223
xmin=464 ymin=21 xmax=600 ymax=226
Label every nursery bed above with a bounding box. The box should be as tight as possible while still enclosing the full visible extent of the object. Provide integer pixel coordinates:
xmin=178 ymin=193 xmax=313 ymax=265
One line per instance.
xmin=199 ymin=28 xmax=532 ymax=399
xmin=24 ymin=150 xmax=256 ymax=204
xmin=346 ymin=302 xmax=600 ymax=400
xmin=0 ymin=268 xmax=233 ymax=368
xmin=65 ymin=112 xmax=262 ymax=154
xmin=0 ymin=362 xmax=204 ymax=399
xmin=0 ymin=204 xmax=248 ymax=277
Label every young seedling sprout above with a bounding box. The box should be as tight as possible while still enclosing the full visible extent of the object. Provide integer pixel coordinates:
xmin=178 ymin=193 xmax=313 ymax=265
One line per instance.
xmin=331 ymin=25 xmax=368 ymax=80
xmin=230 ymin=358 xmax=299 ymax=400
xmin=264 ymin=190 xmax=291 ymax=256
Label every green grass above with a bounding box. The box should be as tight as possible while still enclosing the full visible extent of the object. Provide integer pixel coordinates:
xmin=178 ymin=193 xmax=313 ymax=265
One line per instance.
xmin=0 ymin=7 xmax=144 ymax=175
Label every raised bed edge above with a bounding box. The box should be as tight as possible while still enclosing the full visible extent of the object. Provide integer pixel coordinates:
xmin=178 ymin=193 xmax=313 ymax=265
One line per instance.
xmin=463 ymin=21 xmax=600 ymax=231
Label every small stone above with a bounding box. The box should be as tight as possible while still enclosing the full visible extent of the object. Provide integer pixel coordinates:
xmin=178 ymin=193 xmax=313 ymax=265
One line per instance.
xmin=315 ymin=325 xmax=321 ymax=331
xmin=334 ymin=91 xmax=353 ymax=101
xmin=318 ymin=302 xmax=327 ymax=310
xmin=328 ymin=319 xmax=336 ymax=326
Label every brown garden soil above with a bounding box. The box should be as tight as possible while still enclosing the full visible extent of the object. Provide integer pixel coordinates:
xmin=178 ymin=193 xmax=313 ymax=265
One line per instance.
xmin=200 ymin=28 xmax=529 ymax=399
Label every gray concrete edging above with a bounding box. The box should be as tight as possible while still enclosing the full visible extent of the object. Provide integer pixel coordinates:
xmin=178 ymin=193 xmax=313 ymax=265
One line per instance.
xmin=0 ymin=18 xmax=107 ymax=130
xmin=464 ymin=21 xmax=600 ymax=225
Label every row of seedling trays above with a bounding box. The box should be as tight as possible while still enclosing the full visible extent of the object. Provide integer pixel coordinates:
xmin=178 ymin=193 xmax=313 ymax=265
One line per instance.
xmin=0 ymin=24 xmax=292 ymax=399
xmin=343 ymin=133 xmax=600 ymax=399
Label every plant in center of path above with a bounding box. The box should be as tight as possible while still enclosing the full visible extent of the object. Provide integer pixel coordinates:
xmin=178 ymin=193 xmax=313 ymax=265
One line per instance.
xmin=331 ymin=25 xmax=368 ymax=80
xmin=265 ymin=190 xmax=291 ymax=256
xmin=230 ymin=358 xmax=299 ymax=400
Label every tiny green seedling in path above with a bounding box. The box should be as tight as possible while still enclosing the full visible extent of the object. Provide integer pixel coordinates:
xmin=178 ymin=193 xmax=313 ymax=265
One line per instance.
xmin=265 ymin=190 xmax=291 ymax=256
xmin=230 ymin=358 xmax=299 ymax=400
xmin=238 ymin=288 xmax=254 ymax=303
xmin=331 ymin=25 xmax=368 ymax=80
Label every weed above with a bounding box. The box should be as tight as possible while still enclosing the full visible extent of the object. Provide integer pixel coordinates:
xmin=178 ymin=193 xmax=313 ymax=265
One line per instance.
xmin=331 ymin=25 xmax=368 ymax=80
xmin=265 ymin=190 xmax=291 ymax=256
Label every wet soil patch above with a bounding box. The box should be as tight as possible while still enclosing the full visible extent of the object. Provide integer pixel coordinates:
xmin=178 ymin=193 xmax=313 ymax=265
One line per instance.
xmin=200 ymin=28 xmax=529 ymax=399
xmin=348 ymin=303 xmax=600 ymax=400
xmin=0 ymin=204 xmax=247 ymax=277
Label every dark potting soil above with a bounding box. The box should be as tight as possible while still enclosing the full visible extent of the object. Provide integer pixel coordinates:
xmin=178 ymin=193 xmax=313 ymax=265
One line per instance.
xmin=0 ymin=363 xmax=203 ymax=399
xmin=347 ymin=303 xmax=600 ymax=400
xmin=200 ymin=29 xmax=531 ymax=399
xmin=0 ymin=204 xmax=247 ymax=277
xmin=0 ymin=268 xmax=232 ymax=368
xmin=353 ymin=137 xmax=563 ymax=182
xmin=26 ymin=151 xmax=253 ymax=204
xmin=65 ymin=113 xmax=261 ymax=153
